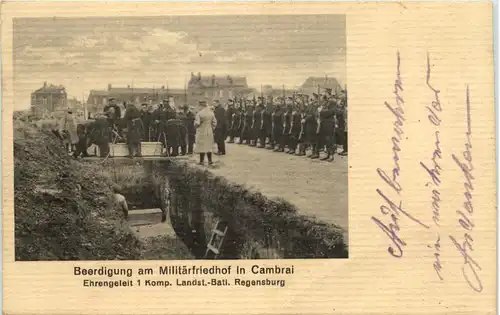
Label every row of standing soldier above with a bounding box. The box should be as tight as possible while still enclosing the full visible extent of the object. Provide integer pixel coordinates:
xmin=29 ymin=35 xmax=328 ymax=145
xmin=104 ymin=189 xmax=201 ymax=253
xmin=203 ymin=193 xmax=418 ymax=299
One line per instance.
xmin=225 ymin=89 xmax=347 ymax=161
xmin=76 ymin=98 xmax=196 ymax=158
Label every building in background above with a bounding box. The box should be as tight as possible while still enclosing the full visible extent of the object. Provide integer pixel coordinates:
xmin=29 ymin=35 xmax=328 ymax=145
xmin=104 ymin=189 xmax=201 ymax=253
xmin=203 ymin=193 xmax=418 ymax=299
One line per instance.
xmin=87 ymin=84 xmax=187 ymax=113
xmin=30 ymin=82 xmax=67 ymax=117
xmin=187 ymin=72 xmax=249 ymax=104
xmin=299 ymin=76 xmax=342 ymax=95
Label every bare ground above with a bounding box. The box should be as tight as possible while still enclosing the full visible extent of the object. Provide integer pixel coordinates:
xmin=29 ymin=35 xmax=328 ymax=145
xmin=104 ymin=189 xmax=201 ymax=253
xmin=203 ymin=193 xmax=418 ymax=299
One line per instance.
xmin=184 ymin=143 xmax=349 ymax=243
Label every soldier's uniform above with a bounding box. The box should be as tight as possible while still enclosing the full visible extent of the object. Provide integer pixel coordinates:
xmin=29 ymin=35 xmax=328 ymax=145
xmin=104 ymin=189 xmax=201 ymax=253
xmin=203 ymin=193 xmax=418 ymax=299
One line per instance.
xmin=140 ymin=103 xmax=151 ymax=141
xmin=229 ymin=105 xmax=241 ymax=144
xmin=91 ymin=115 xmax=111 ymax=158
xmin=181 ymin=105 xmax=196 ymax=154
xmin=124 ymin=104 xmax=144 ymax=158
xmin=73 ymin=122 xmax=91 ymax=158
xmin=338 ymin=103 xmax=348 ymax=155
xmin=271 ymin=103 xmax=283 ymax=150
xmin=288 ymin=104 xmax=302 ymax=154
xmin=226 ymin=100 xmax=235 ymax=143
xmin=304 ymin=101 xmax=319 ymax=158
xmin=241 ymin=104 xmax=254 ymax=145
xmin=154 ymin=100 xmax=177 ymax=155
xmin=279 ymin=100 xmax=293 ymax=152
xmin=318 ymin=100 xmax=337 ymax=161
xmin=250 ymin=103 xmax=262 ymax=147
xmin=165 ymin=116 xmax=187 ymax=156
xmin=260 ymin=102 xmax=273 ymax=148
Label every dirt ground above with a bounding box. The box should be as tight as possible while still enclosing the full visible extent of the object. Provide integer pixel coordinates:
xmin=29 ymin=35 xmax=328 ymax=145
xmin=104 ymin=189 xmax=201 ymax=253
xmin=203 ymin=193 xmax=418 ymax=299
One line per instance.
xmin=185 ymin=144 xmax=349 ymax=242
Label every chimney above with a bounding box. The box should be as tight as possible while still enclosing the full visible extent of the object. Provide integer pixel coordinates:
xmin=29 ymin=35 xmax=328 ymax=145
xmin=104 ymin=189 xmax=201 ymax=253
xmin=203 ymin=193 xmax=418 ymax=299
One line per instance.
xmin=43 ymin=81 xmax=47 ymax=88
xmin=108 ymin=84 xmax=112 ymax=91
xmin=127 ymin=85 xmax=130 ymax=89
xmin=198 ymin=72 xmax=201 ymax=80
xmin=162 ymin=85 xmax=165 ymax=89
xmin=191 ymin=72 xmax=194 ymax=78
xmin=227 ymin=75 xmax=233 ymax=85
xmin=212 ymin=74 xmax=216 ymax=85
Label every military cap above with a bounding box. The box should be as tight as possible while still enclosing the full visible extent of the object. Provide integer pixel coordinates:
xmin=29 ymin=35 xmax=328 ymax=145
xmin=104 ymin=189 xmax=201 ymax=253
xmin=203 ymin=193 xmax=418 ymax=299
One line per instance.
xmin=199 ymin=100 xmax=207 ymax=105
xmin=108 ymin=97 xmax=115 ymax=101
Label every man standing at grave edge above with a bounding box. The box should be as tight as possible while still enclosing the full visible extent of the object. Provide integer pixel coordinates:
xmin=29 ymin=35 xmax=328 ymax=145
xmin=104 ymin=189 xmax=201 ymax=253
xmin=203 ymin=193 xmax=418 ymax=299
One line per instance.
xmin=213 ymin=100 xmax=227 ymax=155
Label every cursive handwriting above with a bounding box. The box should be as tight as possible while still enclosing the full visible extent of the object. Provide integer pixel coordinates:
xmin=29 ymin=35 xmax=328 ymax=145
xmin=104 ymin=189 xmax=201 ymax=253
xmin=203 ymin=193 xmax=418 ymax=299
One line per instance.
xmin=449 ymin=85 xmax=482 ymax=292
xmin=428 ymin=235 xmax=443 ymax=280
xmin=374 ymin=52 xmax=429 ymax=258
xmin=421 ymin=53 xmax=444 ymax=281
xmin=376 ymin=53 xmax=405 ymax=195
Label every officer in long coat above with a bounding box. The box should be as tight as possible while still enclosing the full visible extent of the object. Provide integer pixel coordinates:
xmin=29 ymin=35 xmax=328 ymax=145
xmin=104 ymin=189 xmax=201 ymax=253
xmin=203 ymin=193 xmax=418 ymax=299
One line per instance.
xmin=124 ymin=104 xmax=143 ymax=158
xmin=181 ymin=105 xmax=196 ymax=154
xmin=213 ymin=100 xmax=227 ymax=155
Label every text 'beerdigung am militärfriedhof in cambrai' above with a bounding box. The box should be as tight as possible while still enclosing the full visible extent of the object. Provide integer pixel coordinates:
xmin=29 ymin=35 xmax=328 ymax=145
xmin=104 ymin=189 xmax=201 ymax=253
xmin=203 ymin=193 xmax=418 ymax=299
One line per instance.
xmin=73 ymin=264 xmax=295 ymax=289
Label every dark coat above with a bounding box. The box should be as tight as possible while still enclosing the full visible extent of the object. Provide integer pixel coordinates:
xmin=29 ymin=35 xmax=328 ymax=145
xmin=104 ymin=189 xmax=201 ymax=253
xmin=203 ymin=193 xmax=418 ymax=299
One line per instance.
xmin=272 ymin=108 xmax=284 ymax=140
xmin=165 ymin=119 xmax=187 ymax=147
xmin=290 ymin=111 xmax=302 ymax=136
xmin=304 ymin=106 xmax=318 ymax=143
xmin=262 ymin=108 xmax=273 ymax=135
xmin=214 ymin=106 xmax=227 ymax=141
xmin=90 ymin=117 xmax=110 ymax=145
xmin=226 ymin=106 xmax=235 ymax=131
xmin=182 ymin=110 xmax=196 ymax=135
xmin=283 ymin=108 xmax=293 ymax=135
xmin=252 ymin=106 xmax=263 ymax=136
xmin=125 ymin=106 xmax=143 ymax=145
xmin=319 ymin=108 xmax=336 ymax=136
xmin=230 ymin=108 xmax=241 ymax=136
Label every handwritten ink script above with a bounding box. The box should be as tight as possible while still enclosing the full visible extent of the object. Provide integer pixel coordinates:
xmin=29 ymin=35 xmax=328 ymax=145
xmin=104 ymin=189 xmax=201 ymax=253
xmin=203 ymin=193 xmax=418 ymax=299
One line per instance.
xmin=422 ymin=53 xmax=443 ymax=281
xmin=373 ymin=52 xmax=430 ymax=258
xmin=449 ymin=86 xmax=482 ymax=292
xmin=373 ymin=51 xmax=482 ymax=293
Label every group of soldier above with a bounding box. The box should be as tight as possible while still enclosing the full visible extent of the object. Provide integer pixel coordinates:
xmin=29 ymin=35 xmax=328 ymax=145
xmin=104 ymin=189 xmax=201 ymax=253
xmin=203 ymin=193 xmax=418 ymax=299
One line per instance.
xmin=73 ymin=87 xmax=347 ymax=162
xmin=76 ymin=97 xmax=195 ymax=158
xmin=223 ymin=88 xmax=348 ymax=161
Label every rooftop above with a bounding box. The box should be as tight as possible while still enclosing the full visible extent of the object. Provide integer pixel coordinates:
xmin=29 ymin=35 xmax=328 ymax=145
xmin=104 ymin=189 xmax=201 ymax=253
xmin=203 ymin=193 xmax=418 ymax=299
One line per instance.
xmin=189 ymin=73 xmax=247 ymax=88
xmin=32 ymin=82 xmax=66 ymax=94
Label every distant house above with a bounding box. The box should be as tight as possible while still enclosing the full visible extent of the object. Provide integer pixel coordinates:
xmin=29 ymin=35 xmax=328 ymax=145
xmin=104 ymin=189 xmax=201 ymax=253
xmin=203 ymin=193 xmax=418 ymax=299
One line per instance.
xmin=30 ymin=82 xmax=67 ymax=117
xmin=299 ymin=77 xmax=342 ymax=95
xmin=87 ymin=84 xmax=187 ymax=113
xmin=187 ymin=72 xmax=249 ymax=104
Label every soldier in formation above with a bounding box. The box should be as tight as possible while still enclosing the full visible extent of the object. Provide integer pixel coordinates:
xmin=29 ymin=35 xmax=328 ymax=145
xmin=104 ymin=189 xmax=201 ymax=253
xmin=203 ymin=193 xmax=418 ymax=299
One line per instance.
xmin=222 ymin=88 xmax=347 ymax=162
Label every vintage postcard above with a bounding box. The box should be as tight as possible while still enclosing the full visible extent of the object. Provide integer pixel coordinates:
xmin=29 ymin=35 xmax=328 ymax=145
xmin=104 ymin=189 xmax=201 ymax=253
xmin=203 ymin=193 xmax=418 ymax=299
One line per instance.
xmin=1 ymin=2 xmax=495 ymax=314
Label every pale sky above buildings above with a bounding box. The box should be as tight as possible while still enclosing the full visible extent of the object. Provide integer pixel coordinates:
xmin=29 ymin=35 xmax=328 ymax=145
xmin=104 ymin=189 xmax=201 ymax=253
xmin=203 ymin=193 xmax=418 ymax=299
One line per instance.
xmin=13 ymin=15 xmax=346 ymax=109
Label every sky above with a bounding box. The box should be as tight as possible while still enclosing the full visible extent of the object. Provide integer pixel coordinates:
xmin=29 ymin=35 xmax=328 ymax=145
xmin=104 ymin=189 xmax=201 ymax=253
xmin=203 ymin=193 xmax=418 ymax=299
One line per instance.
xmin=13 ymin=15 xmax=346 ymax=109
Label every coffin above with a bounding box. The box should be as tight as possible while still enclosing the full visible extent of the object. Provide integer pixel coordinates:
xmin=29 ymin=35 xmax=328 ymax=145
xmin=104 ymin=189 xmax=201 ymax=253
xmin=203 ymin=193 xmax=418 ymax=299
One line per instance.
xmin=91 ymin=142 xmax=163 ymax=157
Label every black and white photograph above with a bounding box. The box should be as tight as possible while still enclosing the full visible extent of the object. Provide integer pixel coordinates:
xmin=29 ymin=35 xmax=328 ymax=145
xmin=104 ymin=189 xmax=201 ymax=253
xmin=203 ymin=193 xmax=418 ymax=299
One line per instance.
xmin=13 ymin=14 xmax=348 ymax=261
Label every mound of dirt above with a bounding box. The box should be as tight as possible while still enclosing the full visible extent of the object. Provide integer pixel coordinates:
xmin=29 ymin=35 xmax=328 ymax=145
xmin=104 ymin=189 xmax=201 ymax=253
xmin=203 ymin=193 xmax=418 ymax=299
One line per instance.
xmin=14 ymin=120 xmax=142 ymax=260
